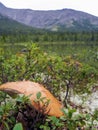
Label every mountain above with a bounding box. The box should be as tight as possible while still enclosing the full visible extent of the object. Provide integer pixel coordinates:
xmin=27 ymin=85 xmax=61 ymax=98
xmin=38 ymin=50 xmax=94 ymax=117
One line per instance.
xmin=0 ymin=13 xmax=30 ymax=34
xmin=0 ymin=2 xmax=98 ymax=31
xmin=0 ymin=12 xmax=44 ymax=35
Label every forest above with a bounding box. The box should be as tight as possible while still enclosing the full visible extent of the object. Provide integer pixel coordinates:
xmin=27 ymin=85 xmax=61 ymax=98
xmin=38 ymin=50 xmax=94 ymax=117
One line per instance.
xmin=0 ymin=30 xmax=98 ymax=129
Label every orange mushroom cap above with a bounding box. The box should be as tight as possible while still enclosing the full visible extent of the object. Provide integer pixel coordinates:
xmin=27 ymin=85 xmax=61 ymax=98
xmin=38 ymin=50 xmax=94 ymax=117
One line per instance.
xmin=0 ymin=81 xmax=63 ymax=117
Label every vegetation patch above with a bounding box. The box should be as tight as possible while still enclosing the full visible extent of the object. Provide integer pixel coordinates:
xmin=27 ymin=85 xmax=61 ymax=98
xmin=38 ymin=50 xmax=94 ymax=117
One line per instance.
xmin=0 ymin=44 xmax=98 ymax=129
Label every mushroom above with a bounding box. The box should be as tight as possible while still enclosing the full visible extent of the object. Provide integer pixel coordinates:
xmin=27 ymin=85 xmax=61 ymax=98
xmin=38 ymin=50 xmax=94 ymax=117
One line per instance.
xmin=0 ymin=81 xmax=63 ymax=117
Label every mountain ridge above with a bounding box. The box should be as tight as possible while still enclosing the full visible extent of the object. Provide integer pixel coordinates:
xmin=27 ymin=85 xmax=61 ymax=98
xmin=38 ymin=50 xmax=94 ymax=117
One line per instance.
xmin=0 ymin=2 xmax=98 ymax=31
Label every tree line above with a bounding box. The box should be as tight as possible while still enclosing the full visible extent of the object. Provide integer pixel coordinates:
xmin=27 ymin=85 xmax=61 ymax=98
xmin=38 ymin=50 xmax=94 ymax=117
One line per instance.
xmin=0 ymin=30 xmax=98 ymax=43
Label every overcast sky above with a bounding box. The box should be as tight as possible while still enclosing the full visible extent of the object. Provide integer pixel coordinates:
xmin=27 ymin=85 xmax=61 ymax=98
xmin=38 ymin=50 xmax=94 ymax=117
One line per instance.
xmin=0 ymin=0 xmax=98 ymax=17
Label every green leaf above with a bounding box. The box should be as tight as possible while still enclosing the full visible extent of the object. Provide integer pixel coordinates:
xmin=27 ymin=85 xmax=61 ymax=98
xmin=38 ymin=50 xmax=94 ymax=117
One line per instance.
xmin=0 ymin=107 xmax=3 ymax=114
xmin=13 ymin=123 xmax=23 ymax=130
xmin=68 ymin=109 xmax=76 ymax=118
xmin=40 ymin=125 xmax=50 ymax=130
xmin=36 ymin=92 xmax=42 ymax=99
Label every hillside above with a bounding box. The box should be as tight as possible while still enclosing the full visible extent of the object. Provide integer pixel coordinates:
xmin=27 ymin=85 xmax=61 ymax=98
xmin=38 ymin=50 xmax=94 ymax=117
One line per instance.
xmin=0 ymin=13 xmax=45 ymax=36
xmin=0 ymin=14 xmax=25 ymax=34
xmin=0 ymin=2 xmax=98 ymax=31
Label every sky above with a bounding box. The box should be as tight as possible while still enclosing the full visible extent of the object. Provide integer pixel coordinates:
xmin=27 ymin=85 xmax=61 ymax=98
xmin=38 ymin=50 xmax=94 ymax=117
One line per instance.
xmin=0 ymin=0 xmax=98 ymax=17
